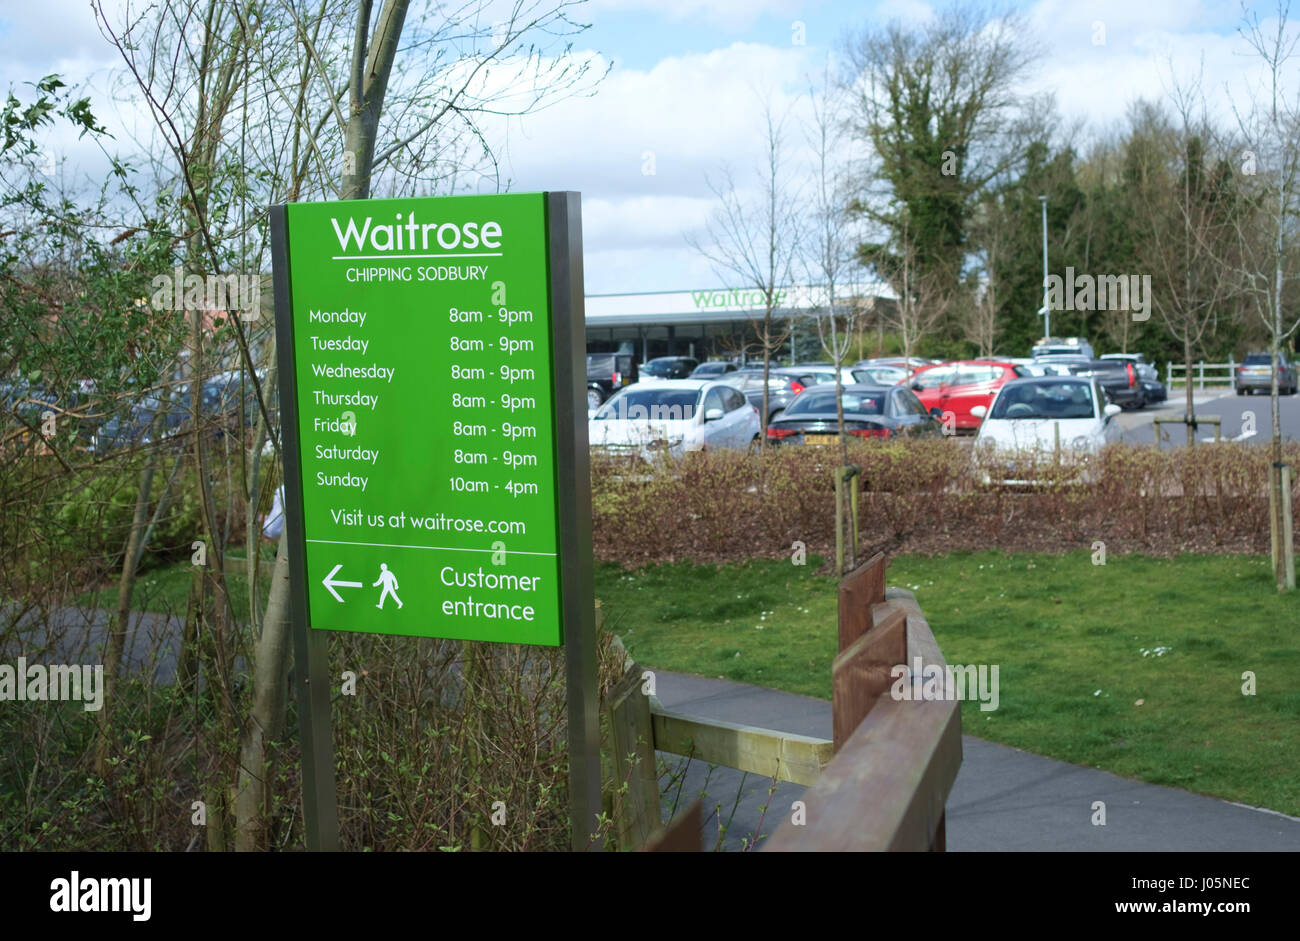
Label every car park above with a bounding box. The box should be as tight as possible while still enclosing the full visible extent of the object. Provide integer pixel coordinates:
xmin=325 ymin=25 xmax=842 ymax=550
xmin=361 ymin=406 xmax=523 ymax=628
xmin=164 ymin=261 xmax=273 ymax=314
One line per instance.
xmin=88 ymin=394 xmax=163 ymax=453
xmin=1064 ymin=358 xmax=1146 ymax=409
xmin=853 ymin=356 xmax=932 ymax=371
xmin=970 ymin=376 xmax=1120 ymax=486
xmin=588 ymin=379 xmax=759 ymax=461
xmin=1031 ymin=336 xmax=1095 ymax=360
xmin=689 ymin=360 xmax=739 ymax=379
xmin=723 ymin=366 xmax=817 ymax=422
xmin=790 ymin=363 xmax=861 ymax=385
xmin=1099 ymin=353 xmax=1166 ymax=403
xmin=849 ymin=364 xmax=911 ymax=386
xmin=586 ymin=352 xmax=638 ymax=409
xmin=766 ymin=383 xmax=942 ymax=444
xmin=637 ymin=356 xmax=699 ymax=383
xmin=1235 ymin=352 xmax=1298 ymax=395
xmin=907 ymin=360 xmax=1028 ymax=432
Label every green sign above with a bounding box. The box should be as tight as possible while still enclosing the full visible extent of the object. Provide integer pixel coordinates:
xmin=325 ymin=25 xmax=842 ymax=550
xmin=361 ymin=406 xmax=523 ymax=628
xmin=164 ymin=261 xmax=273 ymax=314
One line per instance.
xmin=277 ymin=193 xmax=564 ymax=645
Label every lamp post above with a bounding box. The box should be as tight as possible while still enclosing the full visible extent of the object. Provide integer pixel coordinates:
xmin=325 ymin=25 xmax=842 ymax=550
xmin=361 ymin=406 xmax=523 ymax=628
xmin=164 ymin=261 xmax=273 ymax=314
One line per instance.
xmin=1039 ymin=195 xmax=1050 ymax=341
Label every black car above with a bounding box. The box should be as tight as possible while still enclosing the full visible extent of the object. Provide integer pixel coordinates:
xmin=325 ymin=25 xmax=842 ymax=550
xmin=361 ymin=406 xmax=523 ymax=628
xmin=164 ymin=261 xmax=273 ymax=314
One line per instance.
xmin=724 ymin=366 xmax=818 ymax=422
xmin=640 ymin=356 xmax=699 ymax=380
xmin=586 ymin=353 xmax=638 ymax=409
xmin=766 ymin=383 xmax=942 ymax=444
xmin=1065 ymin=359 xmax=1146 ymax=409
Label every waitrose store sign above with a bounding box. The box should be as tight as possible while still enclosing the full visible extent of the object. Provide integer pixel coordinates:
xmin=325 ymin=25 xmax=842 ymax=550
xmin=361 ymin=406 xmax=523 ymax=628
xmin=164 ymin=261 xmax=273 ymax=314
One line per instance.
xmin=274 ymin=193 xmax=565 ymax=645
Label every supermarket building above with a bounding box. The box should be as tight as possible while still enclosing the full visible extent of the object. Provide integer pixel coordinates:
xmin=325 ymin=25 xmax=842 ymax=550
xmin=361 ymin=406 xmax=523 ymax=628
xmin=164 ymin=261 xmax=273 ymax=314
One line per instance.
xmin=583 ymin=283 xmax=895 ymax=362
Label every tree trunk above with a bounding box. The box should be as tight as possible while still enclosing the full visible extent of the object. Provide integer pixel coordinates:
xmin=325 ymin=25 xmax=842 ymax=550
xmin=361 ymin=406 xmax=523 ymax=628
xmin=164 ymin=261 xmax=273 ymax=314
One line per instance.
xmin=341 ymin=0 xmax=410 ymax=200
xmin=234 ymin=528 xmax=294 ymax=850
xmin=93 ymin=451 xmax=160 ymax=777
xmin=233 ymin=0 xmax=415 ymax=849
xmin=760 ymin=308 xmax=772 ymax=442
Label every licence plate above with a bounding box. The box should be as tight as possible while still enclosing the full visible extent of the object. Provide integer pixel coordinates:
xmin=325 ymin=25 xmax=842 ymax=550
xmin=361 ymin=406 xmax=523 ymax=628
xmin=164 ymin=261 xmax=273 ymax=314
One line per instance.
xmin=803 ymin=433 xmax=837 ymax=445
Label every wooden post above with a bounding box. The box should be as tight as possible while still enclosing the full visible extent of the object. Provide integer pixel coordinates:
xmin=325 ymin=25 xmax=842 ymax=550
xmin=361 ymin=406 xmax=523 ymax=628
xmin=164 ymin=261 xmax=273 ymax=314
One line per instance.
xmin=643 ymin=800 xmax=701 ymax=852
xmin=832 ymin=604 xmax=907 ymax=752
xmin=837 ymin=552 xmax=886 ymax=652
xmin=834 ymin=471 xmax=844 ymax=576
xmin=1278 ymin=463 xmax=1296 ymax=592
xmin=930 ymin=812 xmax=947 ymax=852
xmin=849 ymin=467 xmax=861 ymax=568
xmin=602 ymin=664 xmax=661 ymax=850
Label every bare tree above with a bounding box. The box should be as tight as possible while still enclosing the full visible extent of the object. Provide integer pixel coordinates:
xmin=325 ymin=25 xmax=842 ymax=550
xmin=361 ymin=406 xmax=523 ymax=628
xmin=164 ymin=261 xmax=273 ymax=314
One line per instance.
xmin=1226 ymin=0 xmax=1300 ymax=589
xmin=803 ymin=66 xmax=863 ymax=467
xmin=689 ymin=94 xmax=802 ymax=439
xmin=964 ymin=195 xmax=1007 ymax=357
xmin=872 ymin=213 xmax=953 ymax=361
xmin=1129 ymin=85 xmax=1241 ymax=446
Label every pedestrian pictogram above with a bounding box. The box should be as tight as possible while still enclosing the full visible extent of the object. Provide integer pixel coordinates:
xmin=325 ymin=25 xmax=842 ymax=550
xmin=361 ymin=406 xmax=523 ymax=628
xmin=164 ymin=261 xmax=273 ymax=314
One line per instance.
xmin=373 ymin=563 xmax=402 ymax=609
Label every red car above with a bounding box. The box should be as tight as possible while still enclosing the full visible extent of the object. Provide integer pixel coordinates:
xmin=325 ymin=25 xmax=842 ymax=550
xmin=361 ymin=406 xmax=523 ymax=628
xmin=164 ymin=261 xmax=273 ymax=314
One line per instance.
xmin=907 ymin=360 xmax=1029 ymax=432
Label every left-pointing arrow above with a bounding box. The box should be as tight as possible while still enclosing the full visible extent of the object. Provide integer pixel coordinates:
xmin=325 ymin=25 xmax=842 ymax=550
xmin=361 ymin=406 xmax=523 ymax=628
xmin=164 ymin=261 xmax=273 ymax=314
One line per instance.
xmin=322 ymin=563 xmax=364 ymax=603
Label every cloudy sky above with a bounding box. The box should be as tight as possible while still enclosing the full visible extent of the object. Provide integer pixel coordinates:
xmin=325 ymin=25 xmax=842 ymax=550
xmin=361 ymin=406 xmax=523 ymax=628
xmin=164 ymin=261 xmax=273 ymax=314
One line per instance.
xmin=0 ymin=0 xmax=1286 ymax=293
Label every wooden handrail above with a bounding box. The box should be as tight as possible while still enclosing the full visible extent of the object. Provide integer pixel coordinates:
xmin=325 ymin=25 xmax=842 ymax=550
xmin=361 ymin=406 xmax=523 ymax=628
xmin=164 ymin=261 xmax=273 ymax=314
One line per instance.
xmin=649 ymin=702 xmax=833 ymax=787
xmin=763 ymin=586 xmax=962 ymax=851
xmin=601 ymin=555 xmax=962 ymax=852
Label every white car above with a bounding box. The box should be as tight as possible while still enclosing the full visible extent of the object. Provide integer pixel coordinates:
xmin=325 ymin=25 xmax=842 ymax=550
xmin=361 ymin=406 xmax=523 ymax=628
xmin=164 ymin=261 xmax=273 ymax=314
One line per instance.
xmin=588 ymin=379 xmax=760 ymax=461
xmin=970 ymin=376 xmax=1120 ymax=486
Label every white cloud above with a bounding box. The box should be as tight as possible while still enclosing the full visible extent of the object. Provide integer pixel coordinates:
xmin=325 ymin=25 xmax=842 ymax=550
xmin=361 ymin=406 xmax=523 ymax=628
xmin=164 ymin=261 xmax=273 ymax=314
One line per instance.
xmin=0 ymin=0 xmax=119 ymax=75
xmin=484 ymin=41 xmax=818 ymax=290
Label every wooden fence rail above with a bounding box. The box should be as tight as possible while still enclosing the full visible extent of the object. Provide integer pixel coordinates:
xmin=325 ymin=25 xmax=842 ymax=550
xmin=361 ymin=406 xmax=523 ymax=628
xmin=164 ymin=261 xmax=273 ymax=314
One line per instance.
xmin=599 ymin=552 xmax=962 ymax=851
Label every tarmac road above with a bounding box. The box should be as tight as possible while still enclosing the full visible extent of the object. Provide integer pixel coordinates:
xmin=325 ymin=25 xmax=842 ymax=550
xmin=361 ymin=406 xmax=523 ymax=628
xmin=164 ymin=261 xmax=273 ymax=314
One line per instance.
xmin=1116 ymin=387 xmax=1300 ymax=446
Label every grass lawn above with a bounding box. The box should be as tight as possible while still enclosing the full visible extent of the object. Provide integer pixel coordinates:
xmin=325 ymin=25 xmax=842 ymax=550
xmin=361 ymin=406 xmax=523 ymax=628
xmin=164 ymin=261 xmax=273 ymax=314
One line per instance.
xmin=78 ymin=545 xmax=277 ymax=619
xmin=595 ymin=551 xmax=1300 ymax=817
xmin=83 ymin=547 xmax=1300 ymax=815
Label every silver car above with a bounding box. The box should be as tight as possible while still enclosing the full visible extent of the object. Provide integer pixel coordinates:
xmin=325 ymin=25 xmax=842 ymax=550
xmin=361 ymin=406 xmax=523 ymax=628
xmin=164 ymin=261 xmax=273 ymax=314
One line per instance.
xmin=1235 ymin=353 xmax=1298 ymax=395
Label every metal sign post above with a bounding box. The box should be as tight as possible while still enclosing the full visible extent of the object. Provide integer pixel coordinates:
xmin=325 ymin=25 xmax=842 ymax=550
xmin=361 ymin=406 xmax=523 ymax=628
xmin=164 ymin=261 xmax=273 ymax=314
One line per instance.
xmin=270 ymin=191 xmax=599 ymax=852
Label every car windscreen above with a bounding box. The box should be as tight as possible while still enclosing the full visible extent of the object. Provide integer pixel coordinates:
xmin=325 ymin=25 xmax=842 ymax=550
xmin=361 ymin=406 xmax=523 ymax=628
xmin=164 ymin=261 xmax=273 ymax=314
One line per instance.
xmin=1242 ymin=354 xmax=1275 ymax=365
xmin=594 ymin=388 xmax=700 ymax=420
xmin=990 ymin=382 xmax=1095 ymax=420
xmin=693 ymin=363 xmax=725 ymax=375
xmin=640 ymin=360 xmax=678 ymax=376
xmin=785 ymin=391 xmax=885 ymax=417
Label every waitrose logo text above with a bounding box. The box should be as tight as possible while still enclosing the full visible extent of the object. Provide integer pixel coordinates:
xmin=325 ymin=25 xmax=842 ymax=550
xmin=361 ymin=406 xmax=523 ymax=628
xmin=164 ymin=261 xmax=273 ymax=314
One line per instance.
xmin=330 ymin=212 xmax=502 ymax=255
xmin=0 ymin=658 xmax=103 ymax=711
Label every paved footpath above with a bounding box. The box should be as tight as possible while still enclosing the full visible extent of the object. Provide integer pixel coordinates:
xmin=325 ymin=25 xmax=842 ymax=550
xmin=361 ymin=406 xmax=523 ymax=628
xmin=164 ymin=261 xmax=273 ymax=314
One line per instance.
xmin=653 ymin=670 xmax=1300 ymax=851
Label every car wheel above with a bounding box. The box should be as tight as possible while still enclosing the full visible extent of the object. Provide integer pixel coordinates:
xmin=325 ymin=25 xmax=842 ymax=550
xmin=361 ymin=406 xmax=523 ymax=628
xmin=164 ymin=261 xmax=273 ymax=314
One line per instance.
xmin=587 ymin=388 xmax=603 ymax=410
xmin=1236 ymin=387 xmax=1245 ymax=396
